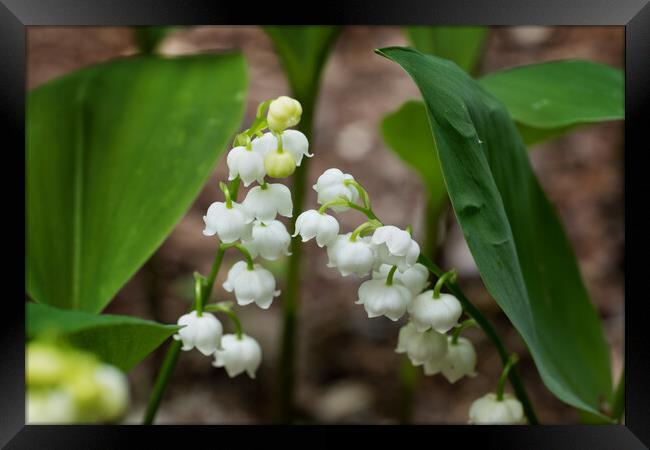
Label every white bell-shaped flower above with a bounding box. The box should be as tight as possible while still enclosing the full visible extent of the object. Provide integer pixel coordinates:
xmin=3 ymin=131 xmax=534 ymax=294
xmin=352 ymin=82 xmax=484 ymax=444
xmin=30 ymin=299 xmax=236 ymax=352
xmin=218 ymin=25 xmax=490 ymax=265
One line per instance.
xmin=267 ymin=96 xmax=302 ymax=131
xmin=173 ymin=310 xmax=223 ymax=356
xmin=395 ymin=322 xmax=447 ymax=366
xmin=226 ymin=146 xmax=266 ymax=187
xmin=252 ymin=131 xmax=311 ymax=167
xmin=27 ymin=390 xmax=76 ymax=424
xmin=243 ymin=220 xmax=292 ymax=261
xmin=355 ymin=279 xmax=412 ymax=321
xmin=242 ymin=183 xmax=292 ymax=221
xmin=223 ymin=261 xmax=280 ymax=309
xmin=202 ymin=201 xmax=253 ymax=243
xmin=293 ymin=209 xmax=339 ymax=247
xmin=212 ymin=334 xmax=262 ymax=379
xmin=468 ymin=393 xmax=526 ymax=424
xmin=373 ymin=263 xmax=429 ymax=295
xmin=408 ymin=291 xmax=462 ymax=333
xmin=425 ymin=336 xmax=477 ymax=382
xmin=313 ymin=168 xmax=359 ymax=212
xmin=370 ymin=225 xmax=420 ymax=271
xmin=326 ymin=233 xmax=376 ymax=277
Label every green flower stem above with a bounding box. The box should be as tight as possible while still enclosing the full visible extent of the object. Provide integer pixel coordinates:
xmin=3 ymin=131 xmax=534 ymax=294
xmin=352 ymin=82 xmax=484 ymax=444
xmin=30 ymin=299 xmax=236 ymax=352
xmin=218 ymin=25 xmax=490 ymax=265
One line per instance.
xmin=451 ymin=319 xmax=477 ymax=344
xmin=219 ymin=181 xmax=233 ymax=208
xmin=226 ymin=243 xmax=255 ymax=270
xmin=350 ymin=221 xmax=378 ymax=241
xmin=318 ymin=199 xmax=348 ymax=214
xmin=193 ymin=272 xmax=206 ymax=316
xmin=496 ymin=353 xmax=520 ymax=401
xmin=433 ymin=269 xmax=458 ymax=299
xmin=417 ymin=253 xmax=539 ymax=424
xmin=205 ymin=303 xmax=243 ymax=339
xmin=229 ymin=177 xmax=241 ymax=202
xmin=344 ymin=179 xmax=371 ymax=209
xmin=143 ymin=339 xmax=182 ymax=425
xmin=143 ymin=243 xmax=227 ymax=425
xmin=385 ymin=265 xmax=398 ymax=286
xmin=277 ymin=98 xmax=314 ymax=423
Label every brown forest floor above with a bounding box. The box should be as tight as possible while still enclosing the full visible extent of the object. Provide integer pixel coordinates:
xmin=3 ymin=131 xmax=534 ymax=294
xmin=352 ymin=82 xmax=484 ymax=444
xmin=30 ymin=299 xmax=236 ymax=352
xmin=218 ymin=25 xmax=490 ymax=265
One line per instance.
xmin=27 ymin=25 xmax=624 ymax=424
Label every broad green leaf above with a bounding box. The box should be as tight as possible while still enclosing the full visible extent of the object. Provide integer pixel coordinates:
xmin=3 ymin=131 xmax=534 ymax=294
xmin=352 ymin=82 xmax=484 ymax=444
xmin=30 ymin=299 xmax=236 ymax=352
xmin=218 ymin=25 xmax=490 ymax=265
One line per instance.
xmin=263 ymin=26 xmax=340 ymax=104
xmin=27 ymin=53 xmax=248 ymax=313
xmin=377 ymin=47 xmax=612 ymax=417
xmin=479 ymin=60 xmax=624 ymax=145
xmin=27 ymin=303 xmax=179 ymax=371
xmin=406 ymin=26 xmax=487 ymax=75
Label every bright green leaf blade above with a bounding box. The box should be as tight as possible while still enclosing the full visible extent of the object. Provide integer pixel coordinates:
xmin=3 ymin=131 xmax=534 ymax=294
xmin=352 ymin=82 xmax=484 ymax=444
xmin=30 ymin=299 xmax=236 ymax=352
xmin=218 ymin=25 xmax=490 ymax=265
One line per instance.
xmin=27 ymin=303 xmax=179 ymax=372
xmin=479 ymin=60 xmax=624 ymax=145
xmin=406 ymin=26 xmax=487 ymax=75
xmin=377 ymin=47 xmax=612 ymax=417
xmin=27 ymin=53 xmax=248 ymax=313
xmin=263 ymin=26 xmax=340 ymax=102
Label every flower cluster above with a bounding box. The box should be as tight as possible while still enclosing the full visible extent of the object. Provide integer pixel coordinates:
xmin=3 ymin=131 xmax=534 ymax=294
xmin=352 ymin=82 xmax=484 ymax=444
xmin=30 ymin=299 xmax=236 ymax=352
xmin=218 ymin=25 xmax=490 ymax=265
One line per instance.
xmin=296 ymin=168 xmax=477 ymax=384
xmin=27 ymin=340 xmax=129 ymax=423
xmin=174 ymin=96 xmax=308 ymax=379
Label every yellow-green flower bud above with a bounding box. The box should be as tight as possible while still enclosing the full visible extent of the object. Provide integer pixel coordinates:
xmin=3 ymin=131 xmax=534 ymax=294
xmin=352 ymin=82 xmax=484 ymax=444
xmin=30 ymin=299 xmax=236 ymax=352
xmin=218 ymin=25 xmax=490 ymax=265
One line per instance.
xmin=267 ymin=96 xmax=302 ymax=132
xmin=264 ymin=150 xmax=296 ymax=178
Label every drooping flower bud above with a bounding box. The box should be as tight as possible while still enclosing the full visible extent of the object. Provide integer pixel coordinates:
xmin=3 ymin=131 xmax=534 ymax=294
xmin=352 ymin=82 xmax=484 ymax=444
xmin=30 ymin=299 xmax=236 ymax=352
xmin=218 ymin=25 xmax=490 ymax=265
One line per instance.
xmin=355 ymin=279 xmax=412 ymax=321
xmin=223 ymin=261 xmax=280 ymax=309
xmin=267 ymin=96 xmax=302 ymax=131
xmin=293 ymin=209 xmax=339 ymax=247
xmin=395 ymin=322 xmax=448 ymax=366
xmin=408 ymin=290 xmax=462 ymax=333
xmin=264 ymin=150 xmax=296 ymax=178
xmin=226 ymin=146 xmax=266 ymax=187
xmin=370 ymin=225 xmax=420 ymax=272
xmin=173 ymin=310 xmax=223 ymax=356
xmin=212 ymin=334 xmax=262 ymax=379
xmin=243 ymin=220 xmax=292 ymax=261
xmin=326 ymin=233 xmax=377 ymax=277
xmin=242 ymin=183 xmax=293 ymax=221
xmin=373 ymin=263 xmax=429 ymax=296
xmin=468 ymin=393 xmax=526 ymax=424
xmin=313 ymin=168 xmax=359 ymax=212
xmin=202 ymin=201 xmax=253 ymax=243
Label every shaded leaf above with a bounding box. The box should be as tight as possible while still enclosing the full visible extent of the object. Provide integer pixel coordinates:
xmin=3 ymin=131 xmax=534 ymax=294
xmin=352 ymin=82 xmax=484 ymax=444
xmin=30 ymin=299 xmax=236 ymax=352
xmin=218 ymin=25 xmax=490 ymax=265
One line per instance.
xmin=377 ymin=47 xmax=612 ymax=417
xmin=27 ymin=303 xmax=179 ymax=372
xmin=27 ymin=53 xmax=248 ymax=313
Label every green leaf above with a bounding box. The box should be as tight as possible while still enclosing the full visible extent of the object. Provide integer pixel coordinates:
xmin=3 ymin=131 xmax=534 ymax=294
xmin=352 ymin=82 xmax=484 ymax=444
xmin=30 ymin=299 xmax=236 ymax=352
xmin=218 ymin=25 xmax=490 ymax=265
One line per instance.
xmin=27 ymin=303 xmax=179 ymax=372
xmin=479 ymin=60 xmax=624 ymax=145
xmin=263 ymin=26 xmax=340 ymax=103
xmin=406 ymin=26 xmax=487 ymax=75
xmin=27 ymin=53 xmax=248 ymax=313
xmin=377 ymin=47 xmax=612 ymax=417
xmin=380 ymin=100 xmax=448 ymax=251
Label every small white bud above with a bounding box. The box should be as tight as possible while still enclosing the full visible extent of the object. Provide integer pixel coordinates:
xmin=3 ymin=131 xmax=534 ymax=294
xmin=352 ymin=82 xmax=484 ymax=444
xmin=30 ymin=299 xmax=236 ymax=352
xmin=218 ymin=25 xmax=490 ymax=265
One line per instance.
xmin=173 ymin=310 xmax=223 ymax=356
xmin=267 ymin=96 xmax=302 ymax=131
xmin=202 ymin=201 xmax=253 ymax=243
xmin=370 ymin=225 xmax=420 ymax=272
xmin=373 ymin=263 xmax=429 ymax=296
xmin=293 ymin=209 xmax=339 ymax=247
xmin=313 ymin=168 xmax=359 ymax=212
xmin=468 ymin=393 xmax=526 ymax=424
xmin=326 ymin=233 xmax=377 ymax=277
xmin=408 ymin=291 xmax=462 ymax=333
xmin=395 ymin=322 xmax=447 ymax=366
xmin=226 ymin=146 xmax=266 ymax=187
xmin=242 ymin=183 xmax=293 ymax=222
xmin=243 ymin=220 xmax=292 ymax=261
xmin=212 ymin=334 xmax=262 ymax=379
xmin=355 ymin=279 xmax=412 ymax=321
xmin=223 ymin=261 xmax=280 ymax=309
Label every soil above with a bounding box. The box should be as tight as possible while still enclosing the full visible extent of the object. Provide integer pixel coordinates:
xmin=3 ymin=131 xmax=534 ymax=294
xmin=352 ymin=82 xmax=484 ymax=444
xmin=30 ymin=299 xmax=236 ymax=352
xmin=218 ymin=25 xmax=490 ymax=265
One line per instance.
xmin=27 ymin=25 xmax=624 ymax=424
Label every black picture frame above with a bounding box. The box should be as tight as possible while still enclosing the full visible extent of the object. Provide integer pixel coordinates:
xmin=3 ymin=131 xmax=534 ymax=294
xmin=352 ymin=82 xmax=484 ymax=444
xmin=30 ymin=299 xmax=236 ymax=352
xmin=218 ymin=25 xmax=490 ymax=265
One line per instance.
xmin=4 ymin=0 xmax=648 ymax=448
